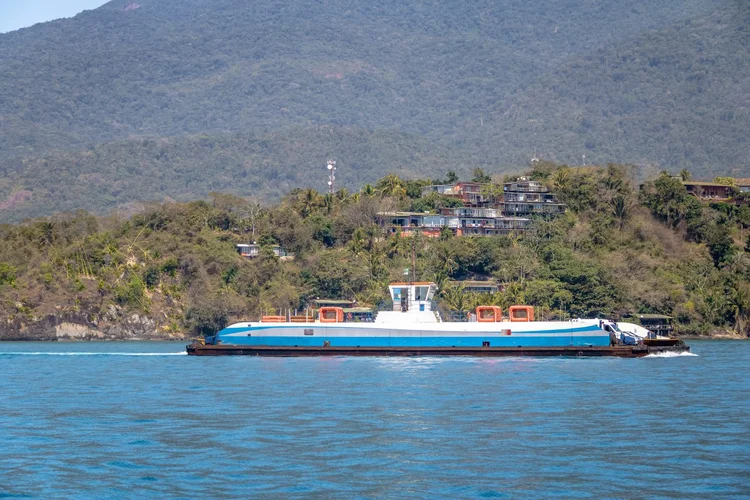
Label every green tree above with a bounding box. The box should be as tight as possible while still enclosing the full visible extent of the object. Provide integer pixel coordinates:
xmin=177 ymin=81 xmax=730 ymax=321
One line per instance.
xmin=376 ymin=174 xmax=407 ymax=199
xmin=706 ymin=225 xmax=734 ymax=267
xmin=728 ymin=284 xmax=750 ymax=335
xmin=471 ymin=168 xmax=492 ymax=183
xmin=442 ymin=283 xmax=469 ymax=314
xmin=0 ymin=263 xmax=17 ymax=287
xmin=297 ymin=189 xmax=323 ymax=218
xmin=610 ymin=195 xmax=631 ymax=228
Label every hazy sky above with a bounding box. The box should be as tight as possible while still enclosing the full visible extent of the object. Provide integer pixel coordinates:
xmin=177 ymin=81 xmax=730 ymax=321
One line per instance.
xmin=0 ymin=0 xmax=108 ymax=34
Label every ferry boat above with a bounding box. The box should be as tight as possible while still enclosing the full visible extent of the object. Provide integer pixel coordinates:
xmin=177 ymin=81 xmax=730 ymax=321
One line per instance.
xmin=187 ymin=282 xmax=689 ymax=357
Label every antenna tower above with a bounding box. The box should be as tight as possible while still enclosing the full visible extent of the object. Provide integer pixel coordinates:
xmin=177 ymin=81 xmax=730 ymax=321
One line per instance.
xmin=326 ymin=160 xmax=337 ymax=194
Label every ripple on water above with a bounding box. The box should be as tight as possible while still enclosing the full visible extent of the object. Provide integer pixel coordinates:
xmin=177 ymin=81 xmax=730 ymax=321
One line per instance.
xmin=0 ymin=340 xmax=747 ymax=498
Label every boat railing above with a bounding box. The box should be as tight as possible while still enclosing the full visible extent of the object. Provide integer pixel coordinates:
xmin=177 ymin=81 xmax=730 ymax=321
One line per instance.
xmin=290 ymin=316 xmax=315 ymax=323
xmin=260 ymin=315 xmax=286 ymax=323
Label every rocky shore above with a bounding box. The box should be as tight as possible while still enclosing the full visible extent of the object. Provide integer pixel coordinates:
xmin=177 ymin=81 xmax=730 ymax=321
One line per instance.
xmin=0 ymin=310 xmax=188 ymax=341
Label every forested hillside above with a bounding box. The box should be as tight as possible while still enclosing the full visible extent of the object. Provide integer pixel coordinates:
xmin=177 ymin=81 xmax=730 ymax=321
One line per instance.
xmin=0 ymin=127 xmax=481 ymax=221
xmin=0 ymin=0 xmax=748 ymax=220
xmin=1 ymin=165 xmax=749 ymax=340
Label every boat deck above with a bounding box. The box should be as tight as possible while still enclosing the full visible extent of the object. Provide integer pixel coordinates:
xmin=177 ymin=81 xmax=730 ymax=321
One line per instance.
xmin=186 ymin=343 xmax=690 ymax=358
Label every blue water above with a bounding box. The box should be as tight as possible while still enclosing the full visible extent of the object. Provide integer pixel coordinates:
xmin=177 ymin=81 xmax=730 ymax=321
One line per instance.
xmin=0 ymin=341 xmax=748 ymax=499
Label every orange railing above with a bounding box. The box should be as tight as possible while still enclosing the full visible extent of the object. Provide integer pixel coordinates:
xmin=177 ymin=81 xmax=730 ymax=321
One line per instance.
xmin=260 ymin=315 xmax=286 ymax=323
xmin=290 ymin=316 xmax=315 ymax=323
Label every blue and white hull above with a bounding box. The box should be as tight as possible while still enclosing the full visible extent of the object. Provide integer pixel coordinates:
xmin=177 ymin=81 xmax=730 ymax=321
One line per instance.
xmin=212 ymin=320 xmax=611 ymax=348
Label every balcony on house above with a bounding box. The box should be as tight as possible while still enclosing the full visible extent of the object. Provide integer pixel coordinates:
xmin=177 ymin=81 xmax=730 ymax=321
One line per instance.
xmin=421 ymin=181 xmax=496 ymax=206
xmin=500 ymin=202 xmax=565 ymax=216
xmin=503 ymin=179 xmax=548 ymax=193
xmin=682 ymin=181 xmax=733 ymax=201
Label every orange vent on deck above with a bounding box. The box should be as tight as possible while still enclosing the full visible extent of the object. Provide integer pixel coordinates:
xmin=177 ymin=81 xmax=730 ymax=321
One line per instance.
xmin=319 ymin=307 xmax=344 ymax=323
xmin=508 ymin=306 xmax=534 ymax=322
xmin=476 ymin=306 xmax=503 ymax=322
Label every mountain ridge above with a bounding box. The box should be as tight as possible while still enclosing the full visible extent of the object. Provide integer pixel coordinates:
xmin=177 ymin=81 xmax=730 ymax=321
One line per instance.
xmin=0 ymin=0 xmax=748 ymax=220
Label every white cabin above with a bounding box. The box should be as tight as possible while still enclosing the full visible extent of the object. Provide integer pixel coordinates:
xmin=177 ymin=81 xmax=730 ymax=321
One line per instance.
xmin=376 ymin=282 xmax=440 ymax=324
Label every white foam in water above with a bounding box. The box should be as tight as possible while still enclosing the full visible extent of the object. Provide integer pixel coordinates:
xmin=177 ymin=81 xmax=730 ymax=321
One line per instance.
xmin=645 ymin=351 xmax=698 ymax=358
xmin=0 ymin=352 xmax=187 ymax=356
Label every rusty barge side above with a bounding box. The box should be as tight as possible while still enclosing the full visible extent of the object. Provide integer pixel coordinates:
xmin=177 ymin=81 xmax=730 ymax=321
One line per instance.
xmin=186 ymin=343 xmax=690 ymax=357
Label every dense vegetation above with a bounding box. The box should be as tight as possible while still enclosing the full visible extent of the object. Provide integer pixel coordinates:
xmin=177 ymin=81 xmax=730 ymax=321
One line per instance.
xmin=1 ymin=0 xmax=749 ymax=221
xmin=0 ymin=127 xmax=482 ymax=222
xmin=1 ymin=164 xmax=749 ymax=339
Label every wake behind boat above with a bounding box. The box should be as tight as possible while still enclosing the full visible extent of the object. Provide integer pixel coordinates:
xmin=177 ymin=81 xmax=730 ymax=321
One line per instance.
xmin=187 ymin=282 xmax=689 ymax=357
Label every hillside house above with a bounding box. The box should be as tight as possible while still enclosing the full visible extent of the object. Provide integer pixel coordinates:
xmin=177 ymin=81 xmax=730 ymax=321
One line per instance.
xmin=236 ymin=243 xmax=294 ymax=260
xmin=448 ymin=280 xmax=501 ymax=294
xmin=379 ymin=178 xmax=564 ymax=237
xmin=500 ymin=179 xmax=566 ymax=216
xmin=682 ymin=181 xmax=733 ymax=201
xmin=377 ymin=211 xmax=531 ymax=237
xmin=734 ymin=179 xmax=750 ymax=194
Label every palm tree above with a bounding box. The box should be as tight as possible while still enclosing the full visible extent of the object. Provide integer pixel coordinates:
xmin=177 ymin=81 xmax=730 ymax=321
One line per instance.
xmin=430 ymin=271 xmax=449 ymax=296
xmin=322 ymin=193 xmax=335 ymax=214
xmin=679 ymin=169 xmax=692 ymax=181
xmin=443 ymin=284 xmax=469 ymax=314
xmin=348 ymin=228 xmax=366 ymax=255
xmin=335 ymin=188 xmax=350 ymax=203
xmin=36 ymin=220 xmax=56 ymax=249
xmin=610 ymin=194 xmax=632 ymax=228
xmin=298 ymin=188 xmax=323 ymax=218
xmin=376 ymin=174 xmax=407 ymax=199
xmin=551 ymin=168 xmax=571 ymax=192
xmin=366 ymin=245 xmax=387 ymax=281
xmin=502 ymin=282 xmax=526 ymax=306
xmin=434 ymin=242 xmax=458 ymax=276
xmin=361 ymin=184 xmax=376 ymax=197
xmin=385 ymin=233 xmax=409 ymax=258
xmin=729 ymin=284 xmax=750 ymax=335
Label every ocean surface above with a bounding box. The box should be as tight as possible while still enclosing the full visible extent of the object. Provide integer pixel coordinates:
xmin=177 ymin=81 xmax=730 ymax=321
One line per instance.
xmin=0 ymin=340 xmax=748 ymax=499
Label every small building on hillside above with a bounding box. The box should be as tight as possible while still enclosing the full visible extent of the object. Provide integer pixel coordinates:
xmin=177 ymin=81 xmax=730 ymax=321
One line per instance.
xmin=236 ymin=243 xmax=294 ymax=260
xmin=313 ymin=299 xmax=357 ymax=309
xmin=734 ymin=178 xmax=750 ymax=194
xmin=682 ymin=181 xmax=733 ymax=201
xmin=448 ymin=280 xmax=501 ymax=294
